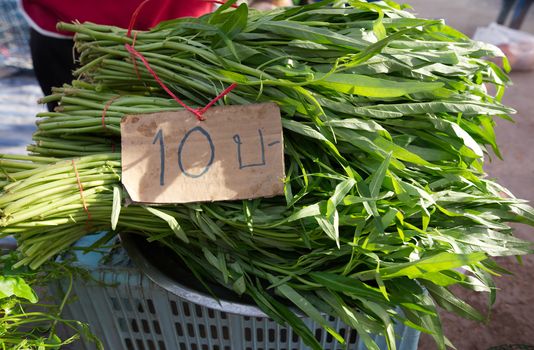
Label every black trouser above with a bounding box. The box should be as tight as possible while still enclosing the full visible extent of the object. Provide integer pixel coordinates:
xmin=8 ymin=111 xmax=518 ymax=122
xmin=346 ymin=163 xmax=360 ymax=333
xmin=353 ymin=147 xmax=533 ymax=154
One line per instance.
xmin=497 ymin=0 xmax=534 ymax=29
xmin=29 ymin=28 xmax=76 ymax=111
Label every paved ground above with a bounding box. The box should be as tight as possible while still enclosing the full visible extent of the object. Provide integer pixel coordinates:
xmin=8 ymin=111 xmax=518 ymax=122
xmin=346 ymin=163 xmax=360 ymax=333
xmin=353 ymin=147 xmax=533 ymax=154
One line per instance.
xmin=0 ymin=1 xmax=533 ymax=349
xmin=0 ymin=72 xmax=41 ymax=154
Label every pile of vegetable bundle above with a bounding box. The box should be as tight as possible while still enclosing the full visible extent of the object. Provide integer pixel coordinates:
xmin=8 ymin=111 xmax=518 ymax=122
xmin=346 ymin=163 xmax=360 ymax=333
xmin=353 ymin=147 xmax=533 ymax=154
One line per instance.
xmin=1 ymin=1 xmax=533 ymax=349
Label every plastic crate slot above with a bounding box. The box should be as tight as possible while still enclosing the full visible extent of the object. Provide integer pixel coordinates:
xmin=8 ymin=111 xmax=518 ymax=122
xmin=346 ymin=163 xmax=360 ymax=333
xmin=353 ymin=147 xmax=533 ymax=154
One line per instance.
xmin=131 ymin=319 xmax=140 ymax=333
xmin=326 ymin=332 xmax=333 ymax=343
xmin=245 ymin=327 xmax=252 ymax=341
xmin=292 ymin=331 xmax=299 ymax=343
xmin=175 ymin=322 xmax=184 ymax=336
xmin=187 ymin=323 xmax=195 ymax=337
xmin=338 ymin=328 xmax=346 ymax=340
xmin=125 ymin=338 xmax=135 ymax=350
xmin=220 ymin=312 xmax=227 ymax=319
xmin=191 ymin=344 xmax=198 ymax=350
xmin=269 ymin=329 xmax=275 ymax=342
xmin=198 ymin=324 xmax=206 ymax=338
xmin=147 ymin=299 xmax=156 ymax=314
xmin=222 ymin=326 xmax=230 ymax=340
xmin=210 ymin=325 xmax=218 ymax=339
xmin=147 ymin=339 xmax=156 ymax=350
xmin=158 ymin=340 xmax=166 ymax=350
xmin=195 ymin=304 xmax=203 ymax=317
xmin=142 ymin=319 xmax=150 ymax=333
xmin=213 ymin=346 xmax=220 ymax=350
xmin=153 ymin=320 xmax=162 ymax=335
xmin=280 ymin=329 xmax=287 ymax=342
xmin=111 ymin=297 xmax=121 ymax=311
xmin=314 ymin=328 xmax=322 ymax=342
xmin=137 ymin=301 xmax=145 ymax=313
xmin=348 ymin=329 xmax=358 ymax=343
xmin=244 ymin=316 xmax=250 ymax=321
xmin=257 ymin=328 xmax=264 ymax=342
xmin=120 ymin=297 xmax=133 ymax=312
xmin=201 ymin=345 xmax=209 ymax=350
xmin=170 ymin=301 xmax=179 ymax=316
xmin=136 ymin=338 xmax=145 ymax=350
xmin=183 ymin=302 xmax=191 ymax=317
xmin=179 ymin=343 xmax=187 ymax=350
xmin=207 ymin=308 xmax=215 ymax=319
xmin=118 ymin=317 xmax=128 ymax=332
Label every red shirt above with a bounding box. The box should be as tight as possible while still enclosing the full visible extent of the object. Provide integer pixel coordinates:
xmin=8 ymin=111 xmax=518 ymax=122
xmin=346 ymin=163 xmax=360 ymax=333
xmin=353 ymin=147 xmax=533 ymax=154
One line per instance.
xmin=20 ymin=0 xmax=213 ymax=38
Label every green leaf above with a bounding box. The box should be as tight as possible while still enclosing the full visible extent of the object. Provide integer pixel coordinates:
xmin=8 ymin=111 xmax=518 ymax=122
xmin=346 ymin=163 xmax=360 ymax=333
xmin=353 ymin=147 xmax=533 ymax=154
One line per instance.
xmin=422 ymin=282 xmax=486 ymax=322
xmin=317 ymin=290 xmax=381 ymax=350
xmin=0 ymin=276 xmax=38 ymax=303
xmin=357 ymin=252 xmax=487 ymax=280
xmin=287 ymin=203 xmax=321 ymax=221
xmin=327 ymin=178 xmax=356 ymax=217
xmin=427 ymin=117 xmax=483 ymax=158
xmin=143 ymin=206 xmax=189 ymax=243
xmin=369 ymin=153 xmax=391 ymax=198
xmin=210 ymin=0 xmax=239 ymax=17
xmin=315 ymin=203 xmax=340 ymax=247
xmin=312 ymin=73 xmax=443 ymax=97
xmin=348 ymin=1 xmax=386 ymax=40
xmin=310 ymin=272 xmax=385 ymax=302
xmin=282 ymin=119 xmax=329 ymax=143
xmin=274 ymin=280 xmax=345 ymax=344
xmin=221 ymin=4 xmax=248 ymax=38
xmin=359 ymin=300 xmax=397 ymax=350
xmin=249 ymin=282 xmax=322 ymax=350
xmin=232 ymin=275 xmax=246 ymax=295
xmin=258 ymin=20 xmax=367 ymax=50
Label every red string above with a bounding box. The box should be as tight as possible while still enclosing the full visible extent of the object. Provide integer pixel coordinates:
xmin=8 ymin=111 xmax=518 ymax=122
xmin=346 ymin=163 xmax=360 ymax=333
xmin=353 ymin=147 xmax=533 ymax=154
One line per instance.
xmin=102 ymin=96 xmax=120 ymax=129
xmin=197 ymin=83 xmax=238 ymax=115
xmin=127 ymin=0 xmax=152 ymax=37
xmin=71 ymin=159 xmax=92 ymax=223
xmin=131 ymin=31 xmax=141 ymax=80
xmin=203 ymin=0 xmax=239 ymax=8
xmin=124 ymin=0 xmax=238 ymax=120
xmin=127 ymin=0 xmax=147 ymax=81
xmin=124 ymin=44 xmax=237 ymax=120
xmin=124 ymin=44 xmax=202 ymax=119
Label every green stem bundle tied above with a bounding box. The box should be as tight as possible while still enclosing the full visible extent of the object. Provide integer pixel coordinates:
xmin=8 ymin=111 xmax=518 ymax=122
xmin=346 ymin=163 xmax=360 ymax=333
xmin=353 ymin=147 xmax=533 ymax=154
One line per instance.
xmin=1 ymin=1 xmax=533 ymax=349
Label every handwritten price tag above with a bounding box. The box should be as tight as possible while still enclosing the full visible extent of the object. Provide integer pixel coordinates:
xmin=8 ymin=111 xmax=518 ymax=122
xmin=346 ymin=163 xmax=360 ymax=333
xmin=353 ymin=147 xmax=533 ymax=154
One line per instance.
xmin=121 ymin=103 xmax=285 ymax=203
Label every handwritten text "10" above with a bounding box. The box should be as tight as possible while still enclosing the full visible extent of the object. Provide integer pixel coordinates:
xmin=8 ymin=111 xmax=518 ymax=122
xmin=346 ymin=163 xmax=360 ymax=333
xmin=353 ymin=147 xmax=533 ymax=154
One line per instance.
xmin=151 ymin=126 xmax=281 ymax=186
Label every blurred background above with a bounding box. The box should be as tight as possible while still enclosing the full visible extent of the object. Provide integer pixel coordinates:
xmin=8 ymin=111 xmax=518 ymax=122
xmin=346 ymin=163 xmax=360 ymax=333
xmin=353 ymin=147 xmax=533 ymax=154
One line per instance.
xmin=0 ymin=0 xmax=533 ymax=349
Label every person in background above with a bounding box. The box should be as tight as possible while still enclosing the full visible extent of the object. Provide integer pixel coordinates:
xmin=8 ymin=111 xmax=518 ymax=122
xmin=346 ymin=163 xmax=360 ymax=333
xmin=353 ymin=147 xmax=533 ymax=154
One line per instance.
xmin=497 ymin=0 xmax=533 ymax=29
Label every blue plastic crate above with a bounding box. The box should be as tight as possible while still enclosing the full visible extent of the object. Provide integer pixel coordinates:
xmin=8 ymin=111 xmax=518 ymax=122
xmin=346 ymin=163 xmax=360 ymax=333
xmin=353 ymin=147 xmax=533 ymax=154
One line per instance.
xmin=55 ymin=234 xmax=420 ymax=350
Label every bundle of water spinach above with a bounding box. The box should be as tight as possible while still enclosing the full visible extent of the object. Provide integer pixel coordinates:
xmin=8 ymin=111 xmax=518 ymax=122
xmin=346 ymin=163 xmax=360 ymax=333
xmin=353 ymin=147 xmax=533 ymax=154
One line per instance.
xmin=1 ymin=1 xmax=534 ymax=349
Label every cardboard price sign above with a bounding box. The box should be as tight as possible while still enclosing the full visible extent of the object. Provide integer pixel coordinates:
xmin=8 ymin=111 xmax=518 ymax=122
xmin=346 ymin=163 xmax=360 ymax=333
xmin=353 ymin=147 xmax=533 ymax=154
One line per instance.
xmin=121 ymin=103 xmax=285 ymax=203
